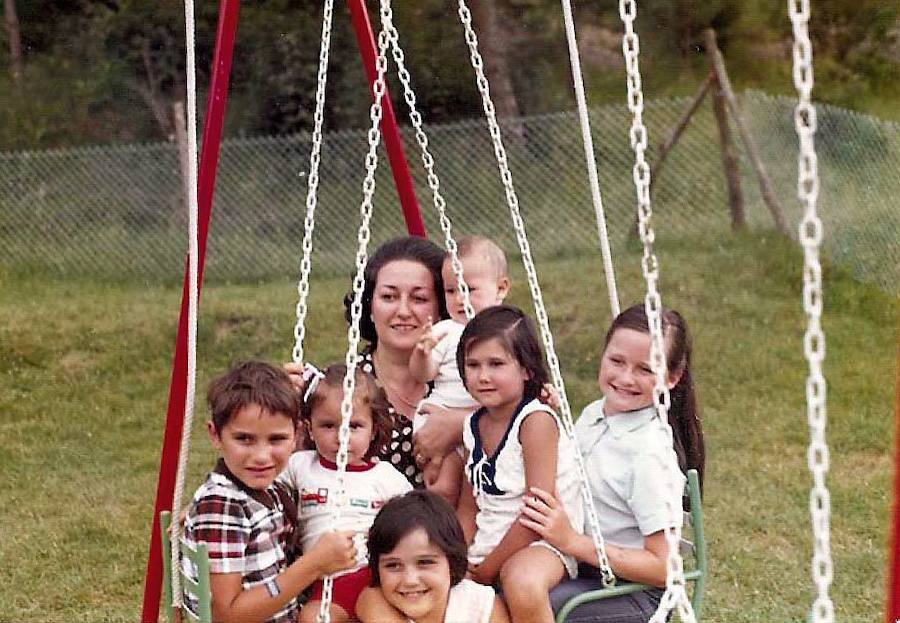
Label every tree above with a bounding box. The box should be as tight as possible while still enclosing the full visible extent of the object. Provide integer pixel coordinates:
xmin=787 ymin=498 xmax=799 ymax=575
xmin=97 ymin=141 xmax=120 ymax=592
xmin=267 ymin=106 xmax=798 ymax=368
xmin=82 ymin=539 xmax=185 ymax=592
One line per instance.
xmin=3 ymin=0 xmax=22 ymax=85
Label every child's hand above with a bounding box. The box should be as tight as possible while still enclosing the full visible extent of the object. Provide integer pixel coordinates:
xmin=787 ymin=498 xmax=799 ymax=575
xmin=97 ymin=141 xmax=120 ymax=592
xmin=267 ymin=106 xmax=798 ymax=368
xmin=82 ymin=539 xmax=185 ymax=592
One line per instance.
xmin=539 ymin=383 xmax=560 ymax=412
xmin=467 ymin=562 xmax=495 ymax=586
xmin=308 ymin=530 xmax=358 ymax=576
xmin=414 ymin=317 xmax=438 ymax=356
xmin=519 ymin=487 xmax=577 ymax=556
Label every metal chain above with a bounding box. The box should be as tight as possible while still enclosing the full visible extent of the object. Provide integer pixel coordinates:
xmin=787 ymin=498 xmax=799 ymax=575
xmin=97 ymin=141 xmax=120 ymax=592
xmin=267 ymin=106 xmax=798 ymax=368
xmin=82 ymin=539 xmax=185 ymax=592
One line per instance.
xmin=292 ymin=0 xmax=335 ymax=365
xmin=317 ymin=13 xmax=391 ymax=623
xmin=559 ymin=0 xmax=620 ymax=317
xmin=457 ymin=0 xmax=616 ymax=588
xmin=170 ymin=0 xmax=200 ymax=608
xmin=788 ymin=2 xmax=834 ymax=622
xmin=616 ymin=2 xmax=695 ymax=621
xmin=381 ymin=2 xmax=474 ymax=320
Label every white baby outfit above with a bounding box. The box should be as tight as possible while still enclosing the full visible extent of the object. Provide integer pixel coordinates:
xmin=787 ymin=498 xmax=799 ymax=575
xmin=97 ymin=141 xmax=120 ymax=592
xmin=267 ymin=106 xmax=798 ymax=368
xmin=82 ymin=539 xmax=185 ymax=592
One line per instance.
xmin=462 ymin=398 xmax=584 ymax=577
xmin=414 ymin=318 xmax=479 ymax=434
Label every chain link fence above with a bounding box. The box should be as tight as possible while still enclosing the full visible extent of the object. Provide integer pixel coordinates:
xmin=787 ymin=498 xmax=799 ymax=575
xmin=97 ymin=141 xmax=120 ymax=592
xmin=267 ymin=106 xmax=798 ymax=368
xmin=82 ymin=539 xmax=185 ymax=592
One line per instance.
xmin=1 ymin=91 xmax=897 ymax=293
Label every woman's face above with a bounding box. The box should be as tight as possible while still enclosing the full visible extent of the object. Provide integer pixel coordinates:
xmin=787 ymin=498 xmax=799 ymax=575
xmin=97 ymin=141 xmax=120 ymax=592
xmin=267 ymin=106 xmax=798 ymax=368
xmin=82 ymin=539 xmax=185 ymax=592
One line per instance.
xmin=377 ymin=527 xmax=452 ymax=623
xmin=371 ymin=259 xmax=439 ymax=353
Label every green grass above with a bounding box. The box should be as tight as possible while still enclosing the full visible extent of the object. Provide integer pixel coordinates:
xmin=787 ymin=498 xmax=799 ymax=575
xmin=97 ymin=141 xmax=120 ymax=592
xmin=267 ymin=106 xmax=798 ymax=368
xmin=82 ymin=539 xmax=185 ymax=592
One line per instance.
xmin=0 ymin=231 xmax=896 ymax=622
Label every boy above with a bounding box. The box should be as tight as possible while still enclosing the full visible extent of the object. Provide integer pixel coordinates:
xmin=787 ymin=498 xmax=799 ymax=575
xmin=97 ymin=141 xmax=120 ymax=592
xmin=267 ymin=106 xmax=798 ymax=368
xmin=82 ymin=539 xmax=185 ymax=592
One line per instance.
xmin=409 ymin=236 xmax=510 ymax=504
xmin=182 ymin=360 xmax=357 ymax=623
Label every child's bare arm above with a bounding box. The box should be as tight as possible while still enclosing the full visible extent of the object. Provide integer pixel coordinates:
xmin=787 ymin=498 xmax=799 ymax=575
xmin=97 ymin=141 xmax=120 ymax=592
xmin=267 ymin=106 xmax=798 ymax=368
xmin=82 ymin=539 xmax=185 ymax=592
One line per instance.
xmin=409 ymin=318 xmax=442 ymax=383
xmin=456 ymin=477 xmax=478 ymax=546
xmin=208 ymin=531 xmax=356 ymax=623
xmin=471 ymin=411 xmax=559 ymax=584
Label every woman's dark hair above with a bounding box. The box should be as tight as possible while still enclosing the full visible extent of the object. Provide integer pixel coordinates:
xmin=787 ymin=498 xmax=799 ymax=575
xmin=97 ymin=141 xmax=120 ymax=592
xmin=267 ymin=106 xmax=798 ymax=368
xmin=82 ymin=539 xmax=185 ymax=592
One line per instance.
xmin=605 ymin=304 xmax=705 ymax=490
xmin=299 ymin=363 xmax=393 ymax=460
xmin=456 ymin=304 xmax=549 ymax=403
xmin=343 ymin=236 xmax=448 ymax=345
xmin=368 ymin=490 xmax=468 ymax=587
xmin=207 ymin=361 xmax=301 ymax=432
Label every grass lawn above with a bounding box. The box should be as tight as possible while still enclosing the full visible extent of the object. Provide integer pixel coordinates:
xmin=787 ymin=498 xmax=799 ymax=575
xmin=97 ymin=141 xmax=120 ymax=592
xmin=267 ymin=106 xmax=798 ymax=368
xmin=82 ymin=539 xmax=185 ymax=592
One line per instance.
xmin=0 ymin=231 xmax=895 ymax=622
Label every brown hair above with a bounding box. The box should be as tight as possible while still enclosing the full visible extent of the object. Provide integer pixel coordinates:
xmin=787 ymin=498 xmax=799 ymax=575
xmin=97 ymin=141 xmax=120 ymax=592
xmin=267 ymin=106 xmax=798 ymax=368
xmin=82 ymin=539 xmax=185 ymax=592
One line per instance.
xmin=299 ymin=363 xmax=393 ymax=460
xmin=368 ymin=490 xmax=468 ymax=587
xmin=207 ymin=361 xmax=300 ymax=432
xmin=605 ymin=304 xmax=705 ymax=490
xmin=457 ymin=304 xmax=548 ymax=403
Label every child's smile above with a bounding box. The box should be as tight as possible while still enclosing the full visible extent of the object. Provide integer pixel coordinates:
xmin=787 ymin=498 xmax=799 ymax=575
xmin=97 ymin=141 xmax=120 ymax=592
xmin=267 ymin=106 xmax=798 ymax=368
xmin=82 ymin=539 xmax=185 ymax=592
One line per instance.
xmin=377 ymin=527 xmax=451 ymax=623
xmin=598 ymin=327 xmax=672 ymax=415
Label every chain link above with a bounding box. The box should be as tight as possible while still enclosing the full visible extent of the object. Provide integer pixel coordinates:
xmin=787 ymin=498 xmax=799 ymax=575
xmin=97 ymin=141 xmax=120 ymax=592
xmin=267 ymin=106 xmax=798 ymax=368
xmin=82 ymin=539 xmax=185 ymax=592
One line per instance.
xmin=788 ymin=1 xmax=834 ymax=621
xmin=292 ymin=0 xmax=334 ymax=366
xmin=617 ymin=2 xmax=695 ymax=621
xmin=317 ymin=7 xmax=391 ymax=622
xmin=381 ymin=5 xmax=474 ymax=320
xmin=458 ymin=0 xmax=616 ymax=588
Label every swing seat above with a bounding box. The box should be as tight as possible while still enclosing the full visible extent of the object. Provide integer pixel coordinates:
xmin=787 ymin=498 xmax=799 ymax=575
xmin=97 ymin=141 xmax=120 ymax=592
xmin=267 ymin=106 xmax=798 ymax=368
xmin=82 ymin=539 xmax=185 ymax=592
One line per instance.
xmin=160 ymin=511 xmax=213 ymax=623
xmin=554 ymin=469 xmax=706 ymax=623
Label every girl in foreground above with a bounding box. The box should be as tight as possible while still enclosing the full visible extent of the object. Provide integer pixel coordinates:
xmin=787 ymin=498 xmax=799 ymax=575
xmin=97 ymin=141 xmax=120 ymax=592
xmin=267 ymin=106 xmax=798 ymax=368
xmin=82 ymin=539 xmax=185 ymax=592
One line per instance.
xmin=456 ymin=305 xmax=583 ymax=623
xmin=521 ymin=304 xmax=705 ymax=622
xmin=356 ymin=490 xmax=510 ymax=623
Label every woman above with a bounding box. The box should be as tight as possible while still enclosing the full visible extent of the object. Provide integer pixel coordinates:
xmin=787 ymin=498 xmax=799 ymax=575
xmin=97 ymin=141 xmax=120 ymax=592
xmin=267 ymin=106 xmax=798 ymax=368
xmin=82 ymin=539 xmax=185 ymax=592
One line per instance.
xmin=289 ymin=236 xmax=471 ymax=487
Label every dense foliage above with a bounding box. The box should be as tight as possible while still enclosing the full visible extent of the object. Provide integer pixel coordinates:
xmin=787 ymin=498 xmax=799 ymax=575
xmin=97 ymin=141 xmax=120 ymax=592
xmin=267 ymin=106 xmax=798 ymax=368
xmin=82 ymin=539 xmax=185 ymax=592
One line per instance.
xmin=0 ymin=0 xmax=897 ymax=150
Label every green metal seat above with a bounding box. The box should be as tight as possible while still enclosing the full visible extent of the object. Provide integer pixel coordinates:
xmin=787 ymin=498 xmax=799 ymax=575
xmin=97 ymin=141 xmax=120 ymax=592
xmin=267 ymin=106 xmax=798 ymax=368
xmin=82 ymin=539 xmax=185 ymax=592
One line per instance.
xmin=160 ymin=511 xmax=213 ymax=623
xmin=555 ymin=469 xmax=706 ymax=622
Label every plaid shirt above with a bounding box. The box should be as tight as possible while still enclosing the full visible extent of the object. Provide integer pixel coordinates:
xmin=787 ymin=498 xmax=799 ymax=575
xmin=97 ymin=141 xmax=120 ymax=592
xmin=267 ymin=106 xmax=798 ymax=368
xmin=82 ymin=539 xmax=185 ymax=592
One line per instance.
xmin=182 ymin=460 xmax=299 ymax=623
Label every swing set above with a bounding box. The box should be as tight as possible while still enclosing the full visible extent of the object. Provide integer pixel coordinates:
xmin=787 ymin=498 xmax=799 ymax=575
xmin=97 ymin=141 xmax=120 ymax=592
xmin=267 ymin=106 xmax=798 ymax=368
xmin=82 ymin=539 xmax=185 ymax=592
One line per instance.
xmin=139 ymin=1 xmax=900 ymax=622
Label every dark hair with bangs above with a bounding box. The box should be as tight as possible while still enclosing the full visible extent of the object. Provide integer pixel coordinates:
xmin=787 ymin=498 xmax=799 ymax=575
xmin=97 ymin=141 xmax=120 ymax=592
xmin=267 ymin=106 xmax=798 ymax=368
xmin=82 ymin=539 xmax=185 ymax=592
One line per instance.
xmin=368 ymin=490 xmax=468 ymax=587
xmin=605 ymin=303 xmax=705 ymax=491
xmin=299 ymin=363 xmax=393 ymax=460
xmin=344 ymin=236 xmax=448 ymax=346
xmin=456 ymin=304 xmax=548 ymax=403
xmin=207 ymin=360 xmax=300 ymax=432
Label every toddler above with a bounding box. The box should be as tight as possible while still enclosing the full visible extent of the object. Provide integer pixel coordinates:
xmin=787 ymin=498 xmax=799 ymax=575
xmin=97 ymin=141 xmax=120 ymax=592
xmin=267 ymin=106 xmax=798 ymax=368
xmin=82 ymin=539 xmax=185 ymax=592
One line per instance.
xmin=280 ymin=363 xmax=413 ymax=623
xmin=409 ymin=235 xmax=510 ymax=503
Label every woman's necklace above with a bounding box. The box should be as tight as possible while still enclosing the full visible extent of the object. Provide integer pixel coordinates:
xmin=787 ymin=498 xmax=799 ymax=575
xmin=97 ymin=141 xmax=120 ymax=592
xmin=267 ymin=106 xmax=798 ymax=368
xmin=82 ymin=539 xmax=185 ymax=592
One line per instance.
xmin=380 ymin=379 xmax=426 ymax=411
xmin=372 ymin=350 xmax=426 ymax=412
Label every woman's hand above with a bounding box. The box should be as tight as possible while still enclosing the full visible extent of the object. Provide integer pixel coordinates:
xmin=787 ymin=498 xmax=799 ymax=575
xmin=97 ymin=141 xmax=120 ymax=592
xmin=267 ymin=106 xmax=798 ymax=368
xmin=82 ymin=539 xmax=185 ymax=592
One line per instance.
xmin=283 ymin=361 xmax=307 ymax=394
xmin=539 ymin=383 xmax=561 ymax=412
xmin=519 ymin=487 xmax=578 ymax=556
xmin=413 ymin=404 xmax=469 ymax=460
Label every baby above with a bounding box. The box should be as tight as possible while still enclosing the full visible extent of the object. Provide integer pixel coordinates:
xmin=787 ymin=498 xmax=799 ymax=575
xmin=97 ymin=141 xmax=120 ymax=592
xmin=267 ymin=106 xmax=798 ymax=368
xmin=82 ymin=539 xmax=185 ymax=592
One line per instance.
xmin=409 ymin=236 xmax=510 ymax=504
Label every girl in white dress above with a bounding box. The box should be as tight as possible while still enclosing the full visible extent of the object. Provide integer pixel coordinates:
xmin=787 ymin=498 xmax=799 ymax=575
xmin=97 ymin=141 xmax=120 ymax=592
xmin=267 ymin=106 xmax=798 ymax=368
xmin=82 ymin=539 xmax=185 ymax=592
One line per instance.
xmin=456 ymin=305 xmax=584 ymax=623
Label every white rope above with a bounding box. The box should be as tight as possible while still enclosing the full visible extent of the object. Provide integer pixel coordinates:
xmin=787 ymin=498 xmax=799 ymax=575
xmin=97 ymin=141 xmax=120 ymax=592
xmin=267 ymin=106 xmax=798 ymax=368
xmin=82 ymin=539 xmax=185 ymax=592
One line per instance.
xmin=615 ymin=2 xmax=695 ymax=621
xmin=457 ymin=0 xmax=616 ymax=588
xmin=170 ymin=0 xmax=200 ymax=608
xmin=788 ymin=2 xmax=834 ymax=621
xmin=381 ymin=4 xmax=474 ymax=321
xmin=559 ymin=0 xmax=620 ymax=317
xmin=317 ymin=8 xmax=392 ymax=622
xmin=292 ymin=0 xmax=335 ymax=365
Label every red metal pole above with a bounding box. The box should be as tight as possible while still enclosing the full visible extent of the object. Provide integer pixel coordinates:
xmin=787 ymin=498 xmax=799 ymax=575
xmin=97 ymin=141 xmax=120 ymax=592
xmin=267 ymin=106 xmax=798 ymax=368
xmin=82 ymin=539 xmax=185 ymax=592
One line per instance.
xmin=346 ymin=0 xmax=426 ymax=237
xmin=887 ymin=304 xmax=900 ymax=622
xmin=140 ymin=2 xmax=240 ymax=620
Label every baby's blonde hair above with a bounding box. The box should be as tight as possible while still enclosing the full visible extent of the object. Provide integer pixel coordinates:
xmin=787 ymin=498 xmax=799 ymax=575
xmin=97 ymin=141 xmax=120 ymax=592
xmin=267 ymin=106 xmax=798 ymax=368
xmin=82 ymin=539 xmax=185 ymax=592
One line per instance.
xmin=454 ymin=235 xmax=508 ymax=279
